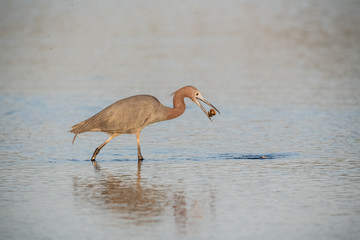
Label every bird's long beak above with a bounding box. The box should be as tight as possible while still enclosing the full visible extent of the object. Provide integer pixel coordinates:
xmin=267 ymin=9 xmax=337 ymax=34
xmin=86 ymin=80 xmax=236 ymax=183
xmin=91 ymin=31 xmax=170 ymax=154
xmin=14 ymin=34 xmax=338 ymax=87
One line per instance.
xmin=195 ymin=95 xmax=221 ymax=121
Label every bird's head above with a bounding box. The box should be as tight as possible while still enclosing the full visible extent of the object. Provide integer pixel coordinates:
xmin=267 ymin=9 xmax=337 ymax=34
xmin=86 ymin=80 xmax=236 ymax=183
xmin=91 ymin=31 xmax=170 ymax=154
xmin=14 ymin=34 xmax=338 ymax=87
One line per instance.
xmin=186 ymin=86 xmax=221 ymax=121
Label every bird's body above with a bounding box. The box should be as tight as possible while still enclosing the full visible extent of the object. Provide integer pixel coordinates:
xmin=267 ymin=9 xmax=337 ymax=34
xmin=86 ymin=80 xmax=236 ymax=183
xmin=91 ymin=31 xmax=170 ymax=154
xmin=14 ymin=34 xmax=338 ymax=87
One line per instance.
xmin=71 ymin=95 xmax=169 ymax=138
xmin=70 ymin=86 xmax=219 ymax=161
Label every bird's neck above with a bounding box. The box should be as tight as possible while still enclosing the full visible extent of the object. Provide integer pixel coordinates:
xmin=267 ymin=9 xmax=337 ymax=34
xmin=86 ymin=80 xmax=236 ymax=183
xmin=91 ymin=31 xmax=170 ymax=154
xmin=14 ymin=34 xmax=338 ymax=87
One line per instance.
xmin=167 ymin=91 xmax=186 ymax=120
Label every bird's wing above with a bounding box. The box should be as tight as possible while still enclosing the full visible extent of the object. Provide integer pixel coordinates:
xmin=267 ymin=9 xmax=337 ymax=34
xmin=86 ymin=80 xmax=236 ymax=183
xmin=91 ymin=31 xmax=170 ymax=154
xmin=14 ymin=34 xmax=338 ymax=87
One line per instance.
xmin=70 ymin=95 xmax=162 ymax=136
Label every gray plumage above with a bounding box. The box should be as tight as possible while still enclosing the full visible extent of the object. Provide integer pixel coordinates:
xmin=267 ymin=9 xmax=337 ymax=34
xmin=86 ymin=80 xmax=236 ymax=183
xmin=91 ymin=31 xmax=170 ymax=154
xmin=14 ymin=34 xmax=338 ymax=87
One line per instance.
xmin=69 ymin=86 xmax=220 ymax=162
xmin=70 ymin=95 xmax=168 ymax=143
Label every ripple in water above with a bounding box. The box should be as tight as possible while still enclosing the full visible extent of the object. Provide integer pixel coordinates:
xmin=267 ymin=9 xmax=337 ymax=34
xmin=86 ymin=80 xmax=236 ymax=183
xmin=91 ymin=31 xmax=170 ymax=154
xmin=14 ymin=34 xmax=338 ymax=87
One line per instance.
xmin=219 ymin=152 xmax=299 ymax=160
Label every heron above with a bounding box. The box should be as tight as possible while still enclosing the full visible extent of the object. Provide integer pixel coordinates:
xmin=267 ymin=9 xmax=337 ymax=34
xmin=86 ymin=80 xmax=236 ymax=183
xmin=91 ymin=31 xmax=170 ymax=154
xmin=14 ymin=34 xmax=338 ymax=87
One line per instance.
xmin=69 ymin=86 xmax=220 ymax=161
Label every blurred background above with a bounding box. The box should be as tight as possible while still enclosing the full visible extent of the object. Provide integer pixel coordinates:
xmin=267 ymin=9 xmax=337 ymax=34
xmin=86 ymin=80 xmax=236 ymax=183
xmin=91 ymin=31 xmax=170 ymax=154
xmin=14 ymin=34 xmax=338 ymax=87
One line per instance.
xmin=1 ymin=0 xmax=359 ymax=105
xmin=1 ymin=1 xmax=360 ymax=240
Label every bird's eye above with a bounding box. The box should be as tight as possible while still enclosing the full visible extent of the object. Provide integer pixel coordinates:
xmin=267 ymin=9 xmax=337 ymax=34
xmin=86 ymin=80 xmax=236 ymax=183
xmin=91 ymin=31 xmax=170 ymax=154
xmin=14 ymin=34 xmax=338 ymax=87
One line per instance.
xmin=196 ymin=92 xmax=199 ymax=96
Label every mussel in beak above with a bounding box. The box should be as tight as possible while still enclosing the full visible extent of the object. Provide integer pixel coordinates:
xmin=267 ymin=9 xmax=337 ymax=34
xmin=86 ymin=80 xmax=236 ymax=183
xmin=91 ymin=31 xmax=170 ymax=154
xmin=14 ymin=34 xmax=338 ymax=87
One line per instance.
xmin=195 ymin=95 xmax=220 ymax=121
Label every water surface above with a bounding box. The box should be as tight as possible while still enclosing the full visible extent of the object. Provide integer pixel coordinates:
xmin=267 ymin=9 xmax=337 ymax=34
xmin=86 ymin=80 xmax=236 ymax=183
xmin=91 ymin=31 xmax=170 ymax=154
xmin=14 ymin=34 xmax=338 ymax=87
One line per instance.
xmin=1 ymin=1 xmax=360 ymax=239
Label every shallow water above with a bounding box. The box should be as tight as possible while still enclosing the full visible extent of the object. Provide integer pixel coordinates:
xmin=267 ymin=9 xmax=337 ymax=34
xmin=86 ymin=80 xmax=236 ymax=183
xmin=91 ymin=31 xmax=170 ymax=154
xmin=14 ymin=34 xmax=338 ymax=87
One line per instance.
xmin=1 ymin=1 xmax=360 ymax=240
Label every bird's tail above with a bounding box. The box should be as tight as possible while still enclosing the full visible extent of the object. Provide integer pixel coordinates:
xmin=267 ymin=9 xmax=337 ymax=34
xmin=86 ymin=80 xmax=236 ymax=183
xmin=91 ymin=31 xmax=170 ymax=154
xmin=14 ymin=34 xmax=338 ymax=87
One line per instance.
xmin=71 ymin=134 xmax=78 ymax=145
xmin=69 ymin=121 xmax=87 ymax=145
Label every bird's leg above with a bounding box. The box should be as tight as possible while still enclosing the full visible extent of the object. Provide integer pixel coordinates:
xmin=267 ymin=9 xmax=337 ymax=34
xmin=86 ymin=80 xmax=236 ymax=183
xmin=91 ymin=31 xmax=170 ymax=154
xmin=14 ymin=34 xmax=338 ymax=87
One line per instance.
xmin=91 ymin=134 xmax=117 ymax=161
xmin=135 ymin=131 xmax=144 ymax=161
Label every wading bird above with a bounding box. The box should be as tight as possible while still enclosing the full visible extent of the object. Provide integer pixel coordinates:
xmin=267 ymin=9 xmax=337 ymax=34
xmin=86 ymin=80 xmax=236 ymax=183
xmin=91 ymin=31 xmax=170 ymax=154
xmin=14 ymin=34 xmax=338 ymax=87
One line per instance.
xmin=70 ymin=86 xmax=220 ymax=161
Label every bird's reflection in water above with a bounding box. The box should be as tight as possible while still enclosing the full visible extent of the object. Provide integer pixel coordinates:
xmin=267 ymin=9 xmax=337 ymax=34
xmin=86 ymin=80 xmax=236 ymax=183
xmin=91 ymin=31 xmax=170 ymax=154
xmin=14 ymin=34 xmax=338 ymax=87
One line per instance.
xmin=73 ymin=160 xmax=217 ymax=234
xmin=172 ymin=190 xmax=187 ymax=233
xmin=73 ymin=161 xmax=168 ymax=224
